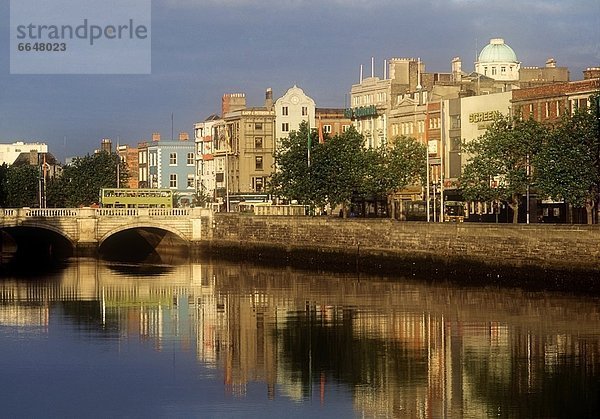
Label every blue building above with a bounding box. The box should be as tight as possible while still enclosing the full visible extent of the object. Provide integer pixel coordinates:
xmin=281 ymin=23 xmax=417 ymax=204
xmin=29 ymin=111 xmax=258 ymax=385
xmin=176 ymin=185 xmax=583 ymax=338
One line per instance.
xmin=148 ymin=132 xmax=196 ymax=207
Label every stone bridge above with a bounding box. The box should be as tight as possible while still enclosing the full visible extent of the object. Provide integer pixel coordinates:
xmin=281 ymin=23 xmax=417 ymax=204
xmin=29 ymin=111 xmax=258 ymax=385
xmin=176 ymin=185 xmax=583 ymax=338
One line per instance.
xmin=0 ymin=207 xmax=213 ymax=259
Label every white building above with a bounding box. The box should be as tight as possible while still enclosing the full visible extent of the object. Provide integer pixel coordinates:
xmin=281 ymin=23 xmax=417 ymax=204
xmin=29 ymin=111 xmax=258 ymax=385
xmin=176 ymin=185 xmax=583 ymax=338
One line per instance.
xmin=274 ymin=85 xmax=315 ymax=147
xmin=194 ymin=114 xmax=221 ymax=200
xmin=0 ymin=141 xmax=48 ymax=166
xmin=474 ymin=38 xmax=521 ymax=82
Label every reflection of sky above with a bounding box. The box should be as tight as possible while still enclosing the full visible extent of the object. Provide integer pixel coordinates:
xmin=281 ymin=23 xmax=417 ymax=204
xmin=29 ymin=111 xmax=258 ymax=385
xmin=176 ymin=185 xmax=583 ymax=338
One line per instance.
xmin=0 ymin=317 xmax=355 ymax=418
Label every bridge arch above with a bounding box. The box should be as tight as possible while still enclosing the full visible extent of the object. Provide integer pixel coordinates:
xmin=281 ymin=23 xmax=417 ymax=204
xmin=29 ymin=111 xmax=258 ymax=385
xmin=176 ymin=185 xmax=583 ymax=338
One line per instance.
xmin=98 ymin=222 xmax=189 ymax=246
xmin=98 ymin=222 xmax=190 ymax=262
xmin=0 ymin=223 xmax=76 ymax=261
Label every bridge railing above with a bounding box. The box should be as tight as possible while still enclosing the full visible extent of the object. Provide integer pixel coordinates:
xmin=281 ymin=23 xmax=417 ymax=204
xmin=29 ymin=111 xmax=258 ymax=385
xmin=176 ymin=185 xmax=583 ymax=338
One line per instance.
xmin=26 ymin=208 xmax=81 ymax=217
xmin=0 ymin=208 xmax=81 ymax=217
xmin=94 ymin=208 xmax=193 ymax=217
xmin=1 ymin=207 xmax=204 ymax=218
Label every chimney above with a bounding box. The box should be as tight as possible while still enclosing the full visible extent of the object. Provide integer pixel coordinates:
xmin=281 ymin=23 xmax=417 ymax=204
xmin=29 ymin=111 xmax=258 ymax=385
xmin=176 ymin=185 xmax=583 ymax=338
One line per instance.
xmin=265 ymin=88 xmax=273 ymax=110
xmin=152 ymin=132 xmax=160 ymax=142
xmin=222 ymin=93 xmax=246 ymax=116
xmin=583 ymin=67 xmax=600 ymax=80
xmin=101 ymin=138 xmax=112 ymax=153
xmin=452 ymin=57 xmax=462 ymax=82
xmin=29 ymin=150 xmax=39 ymax=166
xmin=178 ymin=131 xmax=189 ymax=141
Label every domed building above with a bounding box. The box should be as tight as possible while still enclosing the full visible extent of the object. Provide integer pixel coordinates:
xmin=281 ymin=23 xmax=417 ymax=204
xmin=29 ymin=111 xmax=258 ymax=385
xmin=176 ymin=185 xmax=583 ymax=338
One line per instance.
xmin=475 ymin=38 xmax=520 ymax=82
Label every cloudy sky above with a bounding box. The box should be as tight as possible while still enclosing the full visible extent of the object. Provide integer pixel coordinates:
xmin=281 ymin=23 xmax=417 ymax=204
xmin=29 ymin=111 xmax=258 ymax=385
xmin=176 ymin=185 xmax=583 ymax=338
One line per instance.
xmin=1 ymin=0 xmax=599 ymax=161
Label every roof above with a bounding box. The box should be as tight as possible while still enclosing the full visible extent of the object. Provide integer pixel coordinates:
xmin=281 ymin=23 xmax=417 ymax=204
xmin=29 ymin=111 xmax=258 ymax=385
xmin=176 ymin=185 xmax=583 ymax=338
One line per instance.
xmin=478 ymin=38 xmax=518 ymax=64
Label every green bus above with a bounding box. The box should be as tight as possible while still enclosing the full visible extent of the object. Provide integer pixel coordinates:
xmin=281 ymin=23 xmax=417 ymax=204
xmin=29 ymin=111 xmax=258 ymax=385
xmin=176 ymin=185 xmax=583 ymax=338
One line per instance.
xmin=100 ymin=188 xmax=173 ymax=208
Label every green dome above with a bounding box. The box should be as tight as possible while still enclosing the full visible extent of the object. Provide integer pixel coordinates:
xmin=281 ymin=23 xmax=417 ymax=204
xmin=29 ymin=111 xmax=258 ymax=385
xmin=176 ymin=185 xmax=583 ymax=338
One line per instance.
xmin=478 ymin=38 xmax=518 ymax=63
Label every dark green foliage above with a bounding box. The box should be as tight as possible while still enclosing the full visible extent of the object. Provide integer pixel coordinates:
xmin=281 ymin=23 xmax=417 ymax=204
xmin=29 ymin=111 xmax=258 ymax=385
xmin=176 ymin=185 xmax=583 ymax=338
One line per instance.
xmin=5 ymin=165 xmax=39 ymax=207
xmin=46 ymin=151 xmax=128 ymax=207
xmin=460 ymin=115 xmax=547 ymax=223
xmin=269 ymin=123 xmax=426 ymax=216
xmin=534 ymin=93 xmax=600 ymax=223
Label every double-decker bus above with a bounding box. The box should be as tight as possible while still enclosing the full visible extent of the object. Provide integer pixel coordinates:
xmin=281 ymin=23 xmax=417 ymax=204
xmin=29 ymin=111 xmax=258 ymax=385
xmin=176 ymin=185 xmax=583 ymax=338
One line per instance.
xmin=100 ymin=188 xmax=173 ymax=208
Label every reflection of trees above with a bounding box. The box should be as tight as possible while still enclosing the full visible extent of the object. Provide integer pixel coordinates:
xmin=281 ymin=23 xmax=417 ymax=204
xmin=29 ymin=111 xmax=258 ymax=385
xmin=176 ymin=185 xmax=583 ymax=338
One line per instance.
xmin=463 ymin=338 xmax=600 ymax=417
xmin=276 ymin=306 xmax=427 ymax=398
xmin=56 ymin=301 xmax=120 ymax=337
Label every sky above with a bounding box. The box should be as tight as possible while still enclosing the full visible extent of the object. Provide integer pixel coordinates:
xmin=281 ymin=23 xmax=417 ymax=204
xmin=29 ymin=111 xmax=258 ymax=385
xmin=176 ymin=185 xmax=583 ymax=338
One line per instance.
xmin=0 ymin=0 xmax=599 ymax=162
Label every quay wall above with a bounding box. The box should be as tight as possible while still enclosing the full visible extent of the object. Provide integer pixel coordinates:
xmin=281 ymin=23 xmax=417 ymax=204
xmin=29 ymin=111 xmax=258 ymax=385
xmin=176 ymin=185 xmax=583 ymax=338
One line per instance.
xmin=198 ymin=214 xmax=600 ymax=286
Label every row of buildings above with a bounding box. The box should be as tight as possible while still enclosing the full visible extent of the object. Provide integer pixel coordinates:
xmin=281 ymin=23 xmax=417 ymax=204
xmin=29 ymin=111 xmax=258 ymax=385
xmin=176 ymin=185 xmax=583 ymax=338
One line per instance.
xmin=191 ymin=38 xmax=598 ymax=213
xmin=3 ymin=38 xmax=599 ymax=214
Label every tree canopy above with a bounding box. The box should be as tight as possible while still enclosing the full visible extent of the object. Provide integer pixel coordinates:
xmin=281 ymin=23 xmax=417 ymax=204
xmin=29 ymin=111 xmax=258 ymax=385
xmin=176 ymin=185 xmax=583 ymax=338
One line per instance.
xmin=269 ymin=123 xmax=426 ymax=217
xmin=47 ymin=151 xmax=128 ymax=207
xmin=534 ymin=94 xmax=600 ymax=223
xmin=459 ymin=115 xmax=546 ymax=223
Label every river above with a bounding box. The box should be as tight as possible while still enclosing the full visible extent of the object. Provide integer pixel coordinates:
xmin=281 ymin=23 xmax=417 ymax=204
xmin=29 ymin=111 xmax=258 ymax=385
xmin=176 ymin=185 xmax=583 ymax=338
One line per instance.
xmin=0 ymin=257 xmax=598 ymax=418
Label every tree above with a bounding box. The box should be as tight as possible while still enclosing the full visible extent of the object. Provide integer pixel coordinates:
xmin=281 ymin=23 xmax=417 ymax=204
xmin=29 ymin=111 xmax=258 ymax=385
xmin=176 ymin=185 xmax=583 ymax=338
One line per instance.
xmin=5 ymin=165 xmax=39 ymax=208
xmin=316 ymin=126 xmax=365 ymax=216
xmin=357 ymin=137 xmax=426 ymax=218
xmin=268 ymin=121 xmax=314 ymax=205
xmin=47 ymin=151 xmax=128 ymax=207
xmin=459 ymin=115 xmax=546 ymax=223
xmin=0 ymin=163 xmax=9 ymax=207
xmin=534 ymin=109 xmax=598 ymax=223
xmin=387 ymin=135 xmax=428 ymax=192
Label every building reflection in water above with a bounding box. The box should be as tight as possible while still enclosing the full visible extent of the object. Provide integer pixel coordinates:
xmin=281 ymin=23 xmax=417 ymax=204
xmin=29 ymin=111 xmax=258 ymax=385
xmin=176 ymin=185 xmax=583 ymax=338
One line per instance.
xmin=0 ymin=258 xmax=598 ymax=417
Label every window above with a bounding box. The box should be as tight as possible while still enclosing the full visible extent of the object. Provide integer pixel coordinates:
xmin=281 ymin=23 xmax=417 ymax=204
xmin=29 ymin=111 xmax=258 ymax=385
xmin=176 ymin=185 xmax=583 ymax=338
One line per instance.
xmin=282 ymin=123 xmax=289 ymax=132
xmin=302 ymin=106 xmax=308 ymax=116
xmin=253 ymin=177 xmax=264 ymax=192
xmin=501 ymin=66 xmax=506 ymax=74
xmin=545 ymin=102 xmax=550 ymax=118
xmin=254 ymin=137 xmax=263 ymax=149
xmin=451 ymin=115 xmax=461 ymax=129
xmin=323 ymin=125 xmax=332 ymax=133
xmin=187 ymin=174 xmax=194 ymax=188
xmin=169 ymin=152 xmax=177 ymax=165
xmin=282 ymin=106 xmax=288 ymax=116
xmin=187 ymin=152 xmax=194 ymax=165
xmin=491 ymin=67 xmax=497 ymax=76
xmin=450 ymin=137 xmax=461 ymax=152
xmin=169 ymin=174 xmax=177 ymax=188
xmin=254 ymin=123 xmax=262 ymax=130
xmin=255 ymin=156 xmax=263 ymax=171
xmin=556 ymin=101 xmax=560 ymax=117
xmin=342 ymin=125 xmax=350 ymax=132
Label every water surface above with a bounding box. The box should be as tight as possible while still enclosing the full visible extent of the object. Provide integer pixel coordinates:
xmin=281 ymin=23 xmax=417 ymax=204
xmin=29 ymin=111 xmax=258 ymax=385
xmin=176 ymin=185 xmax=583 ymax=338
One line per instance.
xmin=0 ymin=258 xmax=598 ymax=417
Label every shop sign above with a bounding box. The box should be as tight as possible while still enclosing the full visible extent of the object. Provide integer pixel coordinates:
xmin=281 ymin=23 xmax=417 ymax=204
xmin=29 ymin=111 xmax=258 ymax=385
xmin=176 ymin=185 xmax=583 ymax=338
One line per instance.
xmin=468 ymin=110 xmax=501 ymax=124
xmin=344 ymin=105 xmax=378 ymax=119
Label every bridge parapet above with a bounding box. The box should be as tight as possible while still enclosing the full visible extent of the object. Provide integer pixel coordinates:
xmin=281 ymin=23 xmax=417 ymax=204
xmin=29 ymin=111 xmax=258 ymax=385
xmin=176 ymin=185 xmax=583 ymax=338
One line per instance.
xmin=1 ymin=207 xmax=214 ymax=255
xmin=95 ymin=208 xmax=194 ymax=217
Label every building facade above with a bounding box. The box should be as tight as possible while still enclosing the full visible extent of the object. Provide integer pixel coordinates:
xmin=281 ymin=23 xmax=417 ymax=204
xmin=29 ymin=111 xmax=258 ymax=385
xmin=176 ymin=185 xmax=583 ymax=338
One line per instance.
xmin=194 ymin=114 xmax=220 ymax=200
xmin=0 ymin=141 xmax=48 ymax=166
xmin=147 ymin=132 xmax=196 ymax=206
xmin=274 ymin=85 xmax=315 ymax=146
xmin=511 ymin=73 xmax=600 ymax=123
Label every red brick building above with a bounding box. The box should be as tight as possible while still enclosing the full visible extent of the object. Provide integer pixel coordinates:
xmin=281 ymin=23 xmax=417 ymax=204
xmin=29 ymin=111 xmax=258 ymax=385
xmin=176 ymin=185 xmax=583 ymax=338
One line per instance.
xmin=511 ymin=68 xmax=599 ymax=123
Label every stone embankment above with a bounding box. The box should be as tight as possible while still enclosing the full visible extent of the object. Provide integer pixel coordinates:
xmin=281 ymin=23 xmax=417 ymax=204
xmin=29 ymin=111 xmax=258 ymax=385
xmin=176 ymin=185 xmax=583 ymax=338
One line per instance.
xmin=196 ymin=214 xmax=600 ymax=292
